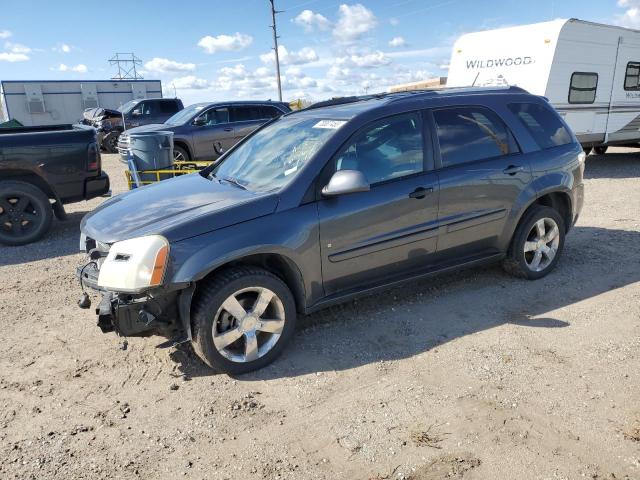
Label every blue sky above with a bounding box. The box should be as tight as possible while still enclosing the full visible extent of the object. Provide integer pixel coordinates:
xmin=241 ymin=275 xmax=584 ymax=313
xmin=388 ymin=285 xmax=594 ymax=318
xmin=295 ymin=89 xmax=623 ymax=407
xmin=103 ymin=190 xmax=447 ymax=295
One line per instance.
xmin=0 ymin=0 xmax=637 ymax=104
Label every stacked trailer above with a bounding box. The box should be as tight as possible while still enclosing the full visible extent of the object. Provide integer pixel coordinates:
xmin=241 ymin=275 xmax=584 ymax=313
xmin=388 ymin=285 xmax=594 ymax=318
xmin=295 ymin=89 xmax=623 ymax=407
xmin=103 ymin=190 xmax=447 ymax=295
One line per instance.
xmin=0 ymin=80 xmax=163 ymax=127
xmin=447 ymin=19 xmax=640 ymax=152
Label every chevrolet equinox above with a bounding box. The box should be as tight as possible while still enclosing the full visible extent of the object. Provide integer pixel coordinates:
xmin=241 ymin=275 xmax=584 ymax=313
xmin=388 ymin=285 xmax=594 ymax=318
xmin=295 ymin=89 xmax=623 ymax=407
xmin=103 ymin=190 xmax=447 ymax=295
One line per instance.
xmin=77 ymin=87 xmax=585 ymax=374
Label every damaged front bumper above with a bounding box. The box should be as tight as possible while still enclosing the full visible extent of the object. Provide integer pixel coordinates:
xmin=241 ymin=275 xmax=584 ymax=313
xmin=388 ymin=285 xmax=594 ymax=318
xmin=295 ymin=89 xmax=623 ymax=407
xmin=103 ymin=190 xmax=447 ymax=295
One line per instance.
xmin=76 ymin=260 xmax=183 ymax=338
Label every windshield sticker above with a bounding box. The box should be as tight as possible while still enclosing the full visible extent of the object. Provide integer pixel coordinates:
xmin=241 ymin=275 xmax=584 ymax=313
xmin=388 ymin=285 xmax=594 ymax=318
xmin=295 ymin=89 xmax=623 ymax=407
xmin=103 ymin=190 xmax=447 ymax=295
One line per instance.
xmin=313 ymin=120 xmax=347 ymax=129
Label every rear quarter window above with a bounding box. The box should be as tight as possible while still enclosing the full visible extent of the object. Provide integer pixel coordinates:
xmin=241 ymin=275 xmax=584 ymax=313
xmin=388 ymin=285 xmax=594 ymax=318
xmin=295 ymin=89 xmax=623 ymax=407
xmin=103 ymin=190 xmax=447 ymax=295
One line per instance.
xmin=159 ymin=101 xmax=181 ymax=114
xmin=507 ymin=103 xmax=572 ymax=150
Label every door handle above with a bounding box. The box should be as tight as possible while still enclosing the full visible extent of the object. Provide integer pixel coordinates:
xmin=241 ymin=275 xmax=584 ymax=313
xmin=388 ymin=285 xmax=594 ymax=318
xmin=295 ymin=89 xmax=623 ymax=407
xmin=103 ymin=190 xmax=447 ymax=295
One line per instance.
xmin=503 ymin=165 xmax=524 ymax=175
xmin=409 ymin=187 xmax=434 ymax=199
xmin=223 ymin=127 xmax=233 ymax=132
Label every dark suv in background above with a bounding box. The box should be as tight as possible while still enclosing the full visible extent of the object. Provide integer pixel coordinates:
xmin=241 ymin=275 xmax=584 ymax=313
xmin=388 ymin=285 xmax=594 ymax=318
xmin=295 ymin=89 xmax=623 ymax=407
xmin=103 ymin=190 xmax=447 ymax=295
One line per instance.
xmin=78 ymin=86 xmax=584 ymax=375
xmin=82 ymin=98 xmax=184 ymax=153
xmin=117 ymin=101 xmax=291 ymax=161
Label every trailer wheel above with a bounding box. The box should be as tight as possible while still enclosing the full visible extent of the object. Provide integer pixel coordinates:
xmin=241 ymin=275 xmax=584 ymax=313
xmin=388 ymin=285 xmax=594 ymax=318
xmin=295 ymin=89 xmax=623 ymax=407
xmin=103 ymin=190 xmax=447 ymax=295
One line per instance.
xmin=593 ymin=146 xmax=608 ymax=155
xmin=0 ymin=181 xmax=53 ymax=246
xmin=582 ymin=146 xmax=592 ymax=155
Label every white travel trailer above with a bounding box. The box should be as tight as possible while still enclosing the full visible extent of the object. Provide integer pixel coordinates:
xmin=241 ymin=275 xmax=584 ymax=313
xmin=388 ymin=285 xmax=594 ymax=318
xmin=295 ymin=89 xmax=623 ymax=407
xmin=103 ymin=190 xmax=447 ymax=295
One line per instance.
xmin=447 ymin=19 xmax=640 ymax=153
xmin=0 ymin=79 xmax=163 ymax=127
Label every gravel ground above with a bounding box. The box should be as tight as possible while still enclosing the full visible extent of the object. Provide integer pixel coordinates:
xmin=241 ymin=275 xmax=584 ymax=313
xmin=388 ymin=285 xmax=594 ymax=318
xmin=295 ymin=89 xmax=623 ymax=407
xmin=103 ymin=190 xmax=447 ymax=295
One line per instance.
xmin=0 ymin=149 xmax=639 ymax=480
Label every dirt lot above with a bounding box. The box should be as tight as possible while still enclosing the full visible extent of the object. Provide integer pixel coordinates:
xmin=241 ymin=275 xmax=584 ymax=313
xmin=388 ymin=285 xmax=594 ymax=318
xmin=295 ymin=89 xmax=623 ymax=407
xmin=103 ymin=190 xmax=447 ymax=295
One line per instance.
xmin=0 ymin=150 xmax=639 ymax=480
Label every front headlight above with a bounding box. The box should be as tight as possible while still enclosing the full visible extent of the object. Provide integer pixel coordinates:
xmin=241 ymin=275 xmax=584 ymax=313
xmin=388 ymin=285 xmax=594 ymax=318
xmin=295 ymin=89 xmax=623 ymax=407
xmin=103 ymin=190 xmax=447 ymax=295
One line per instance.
xmin=97 ymin=235 xmax=169 ymax=293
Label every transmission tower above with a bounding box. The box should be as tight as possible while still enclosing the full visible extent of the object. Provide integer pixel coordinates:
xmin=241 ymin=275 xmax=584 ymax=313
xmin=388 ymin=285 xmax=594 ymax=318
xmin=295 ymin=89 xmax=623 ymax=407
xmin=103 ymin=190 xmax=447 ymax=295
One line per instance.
xmin=109 ymin=53 xmax=144 ymax=80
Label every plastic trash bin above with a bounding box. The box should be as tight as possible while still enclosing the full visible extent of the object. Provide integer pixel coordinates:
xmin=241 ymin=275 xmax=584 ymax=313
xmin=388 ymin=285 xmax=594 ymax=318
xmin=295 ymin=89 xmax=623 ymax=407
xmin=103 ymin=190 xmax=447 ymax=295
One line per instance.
xmin=127 ymin=131 xmax=174 ymax=185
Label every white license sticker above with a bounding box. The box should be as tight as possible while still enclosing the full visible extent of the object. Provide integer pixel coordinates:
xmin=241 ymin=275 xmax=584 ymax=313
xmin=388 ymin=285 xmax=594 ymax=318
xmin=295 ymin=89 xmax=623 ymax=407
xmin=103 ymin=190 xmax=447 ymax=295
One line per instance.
xmin=313 ymin=120 xmax=347 ymax=129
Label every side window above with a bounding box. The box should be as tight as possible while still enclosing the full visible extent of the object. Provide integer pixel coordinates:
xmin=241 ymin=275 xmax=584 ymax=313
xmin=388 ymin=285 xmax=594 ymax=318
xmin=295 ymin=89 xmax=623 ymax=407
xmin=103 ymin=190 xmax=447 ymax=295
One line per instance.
xmin=159 ymin=100 xmax=180 ymax=114
xmin=508 ymin=102 xmax=572 ymax=149
xmin=569 ymin=72 xmax=598 ymax=104
xmin=134 ymin=101 xmax=153 ymax=115
xmin=624 ymin=62 xmax=640 ymax=90
xmin=433 ymin=106 xmax=519 ymax=168
xmin=199 ymin=107 xmax=229 ymax=126
xmin=260 ymin=106 xmax=282 ymax=119
xmin=230 ymin=106 xmax=262 ymax=122
xmin=334 ymin=112 xmax=424 ymax=185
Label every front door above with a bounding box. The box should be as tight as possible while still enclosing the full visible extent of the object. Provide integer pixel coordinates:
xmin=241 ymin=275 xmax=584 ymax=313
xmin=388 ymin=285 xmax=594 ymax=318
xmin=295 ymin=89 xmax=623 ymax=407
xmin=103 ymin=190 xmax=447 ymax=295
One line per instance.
xmin=318 ymin=112 xmax=440 ymax=295
xmin=430 ymin=105 xmax=531 ymax=257
xmin=192 ymin=107 xmax=235 ymax=160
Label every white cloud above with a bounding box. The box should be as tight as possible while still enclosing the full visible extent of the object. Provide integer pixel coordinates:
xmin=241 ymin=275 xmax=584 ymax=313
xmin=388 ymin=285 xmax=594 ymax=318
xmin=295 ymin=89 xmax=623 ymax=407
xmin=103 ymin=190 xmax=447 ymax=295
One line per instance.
xmin=337 ymin=51 xmax=391 ymax=68
xmin=5 ymin=42 xmax=31 ymax=54
xmin=171 ymin=75 xmax=211 ymax=90
xmin=333 ymin=3 xmax=377 ymax=42
xmin=0 ymin=52 xmax=28 ymax=62
xmin=388 ymin=36 xmax=406 ymax=48
xmin=0 ymin=30 xmax=11 ymax=39
xmin=144 ymin=57 xmax=196 ymax=73
xmin=57 ymin=63 xmax=88 ymax=73
xmin=293 ymin=9 xmax=330 ymax=31
xmin=389 ymin=17 xmax=399 ymax=26
xmin=197 ymin=32 xmax=253 ymax=54
xmin=52 ymin=43 xmax=72 ymax=53
xmin=260 ymin=45 xmax=318 ymax=65
xmin=616 ymin=0 xmax=640 ymax=26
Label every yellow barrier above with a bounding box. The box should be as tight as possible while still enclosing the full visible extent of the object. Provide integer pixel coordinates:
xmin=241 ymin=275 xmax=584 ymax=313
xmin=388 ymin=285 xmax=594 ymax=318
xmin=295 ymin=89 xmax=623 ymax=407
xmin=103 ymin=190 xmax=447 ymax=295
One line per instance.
xmin=125 ymin=161 xmax=212 ymax=190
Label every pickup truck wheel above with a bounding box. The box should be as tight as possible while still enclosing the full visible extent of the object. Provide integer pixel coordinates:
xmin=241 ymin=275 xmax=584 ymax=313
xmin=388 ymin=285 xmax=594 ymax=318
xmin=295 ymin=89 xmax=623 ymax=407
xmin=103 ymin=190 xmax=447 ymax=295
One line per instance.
xmin=0 ymin=181 xmax=53 ymax=246
xmin=502 ymin=206 xmax=565 ymax=280
xmin=173 ymin=146 xmax=189 ymax=162
xmin=191 ymin=267 xmax=297 ymax=375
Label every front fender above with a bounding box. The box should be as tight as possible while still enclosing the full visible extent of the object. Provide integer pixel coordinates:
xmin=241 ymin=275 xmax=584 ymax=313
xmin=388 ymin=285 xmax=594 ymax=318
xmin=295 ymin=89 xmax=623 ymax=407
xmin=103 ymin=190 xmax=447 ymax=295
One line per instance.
xmin=169 ymin=203 xmax=322 ymax=307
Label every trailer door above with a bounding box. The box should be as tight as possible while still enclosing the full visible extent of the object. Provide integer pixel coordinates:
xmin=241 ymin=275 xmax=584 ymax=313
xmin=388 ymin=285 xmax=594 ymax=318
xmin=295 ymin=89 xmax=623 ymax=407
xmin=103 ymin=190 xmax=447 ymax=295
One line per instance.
xmin=605 ymin=36 xmax=640 ymax=144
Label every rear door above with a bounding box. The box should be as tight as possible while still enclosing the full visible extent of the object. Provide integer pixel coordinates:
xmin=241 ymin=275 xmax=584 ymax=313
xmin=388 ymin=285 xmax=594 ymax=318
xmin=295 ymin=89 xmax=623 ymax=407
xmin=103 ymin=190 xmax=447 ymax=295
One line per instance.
xmin=191 ymin=106 xmax=234 ymax=160
xmin=229 ymin=105 xmax=270 ymax=143
xmin=318 ymin=111 xmax=440 ymax=295
xmin=430 ymin=105 xmax=531 ymax=257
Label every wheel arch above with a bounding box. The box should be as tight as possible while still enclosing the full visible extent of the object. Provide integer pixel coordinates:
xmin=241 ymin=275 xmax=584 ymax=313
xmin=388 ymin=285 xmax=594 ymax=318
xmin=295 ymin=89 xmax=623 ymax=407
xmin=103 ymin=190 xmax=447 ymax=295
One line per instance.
xmin=0 ymin=169 xmax=57 ymax=199
xmin=173 ymin=139 xmax=192 ymax=160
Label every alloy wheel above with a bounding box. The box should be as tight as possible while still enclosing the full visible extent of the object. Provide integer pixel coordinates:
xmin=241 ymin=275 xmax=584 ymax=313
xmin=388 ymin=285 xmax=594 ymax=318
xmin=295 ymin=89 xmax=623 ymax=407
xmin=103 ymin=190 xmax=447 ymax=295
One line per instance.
xmin=212 ymin=287 xmax=286 ymax=363
xmin=174 ymin=150 xmax=185 ymax=161
xmin=0 ymin=195 xmax=39 ymax=238
xmin=523 ymin=217 xmax=560 ymax=272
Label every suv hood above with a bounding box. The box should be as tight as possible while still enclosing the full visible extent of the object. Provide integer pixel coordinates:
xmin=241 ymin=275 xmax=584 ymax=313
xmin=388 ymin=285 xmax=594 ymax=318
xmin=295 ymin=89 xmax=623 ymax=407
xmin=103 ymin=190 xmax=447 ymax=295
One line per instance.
xmin=81 ymin=173 xmax=278 ymax=244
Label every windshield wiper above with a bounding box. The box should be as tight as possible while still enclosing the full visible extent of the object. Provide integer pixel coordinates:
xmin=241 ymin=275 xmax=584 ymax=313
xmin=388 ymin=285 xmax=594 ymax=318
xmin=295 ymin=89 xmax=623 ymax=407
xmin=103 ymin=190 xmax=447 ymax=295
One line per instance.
xmin=221 ymin=176 xmax=247 ymax=190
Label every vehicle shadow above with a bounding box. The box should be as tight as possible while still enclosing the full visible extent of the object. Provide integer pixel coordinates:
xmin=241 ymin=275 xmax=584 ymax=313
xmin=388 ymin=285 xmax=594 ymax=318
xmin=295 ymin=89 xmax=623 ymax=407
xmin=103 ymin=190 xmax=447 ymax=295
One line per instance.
xmin=0 ymin=211 xmax=87 ymax=267
xmin=585 ymin=151 xmax=640 ymax=179
xmin=169 ymin=225 xmax=640 ymax=380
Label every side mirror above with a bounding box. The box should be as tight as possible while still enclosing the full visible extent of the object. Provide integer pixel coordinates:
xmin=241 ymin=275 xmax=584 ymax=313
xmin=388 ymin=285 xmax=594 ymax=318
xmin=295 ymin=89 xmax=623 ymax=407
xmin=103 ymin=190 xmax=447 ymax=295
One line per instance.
xmin=193 ymin=117 xmax=207 ymax=127
xmin=322 ymin=170 xmax=370 ymax=197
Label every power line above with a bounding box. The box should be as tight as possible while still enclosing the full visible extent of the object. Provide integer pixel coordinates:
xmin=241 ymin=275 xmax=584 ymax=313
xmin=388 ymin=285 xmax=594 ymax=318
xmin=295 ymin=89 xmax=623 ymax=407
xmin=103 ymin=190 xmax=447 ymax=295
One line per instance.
xmin=109 ymin=53 xmax=143 ymax=80
xmin=269 ymin=0 xmax=283 ymax=101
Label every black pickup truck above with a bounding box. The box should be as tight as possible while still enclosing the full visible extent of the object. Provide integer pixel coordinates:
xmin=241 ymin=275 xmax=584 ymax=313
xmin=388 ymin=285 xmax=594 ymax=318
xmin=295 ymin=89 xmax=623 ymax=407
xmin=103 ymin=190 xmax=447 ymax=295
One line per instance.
xmin=0 ymin=124 xmax=109 ymax=245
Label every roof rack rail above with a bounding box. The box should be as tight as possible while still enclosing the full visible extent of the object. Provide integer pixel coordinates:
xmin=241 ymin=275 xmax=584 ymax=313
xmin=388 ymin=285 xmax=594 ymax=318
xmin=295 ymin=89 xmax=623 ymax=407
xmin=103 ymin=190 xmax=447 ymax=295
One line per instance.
xmin=303 ymin=95 xmax=379 ymax=111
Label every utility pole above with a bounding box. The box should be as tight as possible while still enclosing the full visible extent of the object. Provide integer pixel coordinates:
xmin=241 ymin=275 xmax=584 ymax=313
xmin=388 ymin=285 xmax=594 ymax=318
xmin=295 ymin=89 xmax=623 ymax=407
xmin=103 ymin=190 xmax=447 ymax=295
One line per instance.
xmin=269 ymin=0 xmax=283 ymax=101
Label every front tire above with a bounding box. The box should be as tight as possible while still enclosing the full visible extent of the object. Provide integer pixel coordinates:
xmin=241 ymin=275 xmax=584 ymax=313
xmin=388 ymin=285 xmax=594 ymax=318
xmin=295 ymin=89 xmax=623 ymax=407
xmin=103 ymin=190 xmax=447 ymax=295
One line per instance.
xmin=173 ymin=145 xmax=190 ymax=162
xmin=0 ymin=181 xmax=53 ymax=246
xmin=102 ymin=132 xmax=120 ymax=153
xmin=191 ymin=267 xmax=297 ymax=375
xmin=502 ymin=205 xmax=565 ymax=280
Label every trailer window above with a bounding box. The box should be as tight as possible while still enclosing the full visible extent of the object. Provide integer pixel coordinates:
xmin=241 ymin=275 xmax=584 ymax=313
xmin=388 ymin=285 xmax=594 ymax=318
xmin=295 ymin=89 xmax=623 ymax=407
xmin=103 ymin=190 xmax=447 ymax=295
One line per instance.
xmin=624 ymin=62 xmax=640 ymax=90
xmin=568 ymin=72 xmax=598 ymax=104
xmin=508 ymin=103 xmax=572 ymax=150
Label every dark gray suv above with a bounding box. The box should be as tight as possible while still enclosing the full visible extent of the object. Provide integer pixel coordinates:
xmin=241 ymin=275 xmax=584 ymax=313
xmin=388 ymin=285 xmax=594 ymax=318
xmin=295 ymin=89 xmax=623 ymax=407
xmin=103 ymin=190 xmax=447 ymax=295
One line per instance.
xmin=77 ymin=87 xmax=585 ymax=374
xmin=118 ymin=101 xmax=291 ymax=162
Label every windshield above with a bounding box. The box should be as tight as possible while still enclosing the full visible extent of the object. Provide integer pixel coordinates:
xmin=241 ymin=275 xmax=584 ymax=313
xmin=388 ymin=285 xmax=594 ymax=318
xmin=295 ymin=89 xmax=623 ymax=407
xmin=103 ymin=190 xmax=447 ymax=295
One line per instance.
xmin=165 ymin=104 xmax=207 ymax=125
xmin=118 ymin=100 xmax=138 ymax=113
xmin=211 ymin=116 xmax=345 ymax=192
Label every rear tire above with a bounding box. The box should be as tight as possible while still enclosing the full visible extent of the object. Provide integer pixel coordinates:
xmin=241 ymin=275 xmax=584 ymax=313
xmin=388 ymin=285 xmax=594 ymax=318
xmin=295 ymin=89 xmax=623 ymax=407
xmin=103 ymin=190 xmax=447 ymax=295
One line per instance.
xmin=0 ymin=181 xmax=53 ymax=246
xmin=502 ymin=205 xmax=565 ymax=280
xmin=191 ymin=266 xmax=297 ymax=375
xmin=593 ymin=145 xmax=608 ymax=155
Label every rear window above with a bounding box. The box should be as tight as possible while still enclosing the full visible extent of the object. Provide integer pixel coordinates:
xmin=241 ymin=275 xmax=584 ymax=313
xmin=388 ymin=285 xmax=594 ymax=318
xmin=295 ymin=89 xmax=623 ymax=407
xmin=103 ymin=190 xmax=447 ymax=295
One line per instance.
xmin=433 ymin=106 xmax=519 ymax=167
xmin=508 ymin=103 xmax=572 ymax=150
xmin=231 ymin=106 xmax=263 ymax=122
xmin=159 ymin=100 xmax=180 ymax=114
